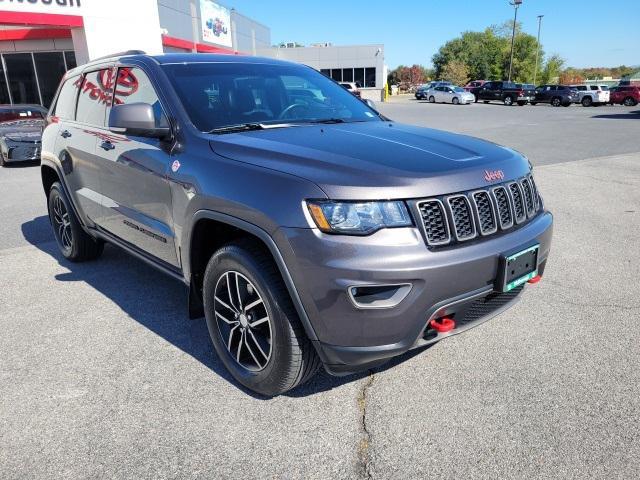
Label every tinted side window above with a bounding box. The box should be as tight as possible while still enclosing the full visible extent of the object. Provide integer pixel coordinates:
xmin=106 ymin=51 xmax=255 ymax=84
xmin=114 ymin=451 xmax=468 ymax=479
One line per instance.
xmin=52 ymin=75 xmax=81 ymax=120
xmin=113 ymin=67 xmax=168 ymax=128
xmin=76 ymin=68 xmax=113 ymax=126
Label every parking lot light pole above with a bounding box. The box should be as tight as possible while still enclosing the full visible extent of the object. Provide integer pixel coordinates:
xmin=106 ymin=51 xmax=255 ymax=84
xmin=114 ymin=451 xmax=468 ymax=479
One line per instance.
xmin=533 ymin=15 xmax=544 ymax=85
xmin=508 ymin=0 xmax=523 ymax=82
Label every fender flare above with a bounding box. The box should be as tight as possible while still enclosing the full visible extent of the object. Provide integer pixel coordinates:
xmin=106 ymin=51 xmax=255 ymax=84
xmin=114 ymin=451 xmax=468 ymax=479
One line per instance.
xmin=185 ymin=209 xmax=319 ymax=341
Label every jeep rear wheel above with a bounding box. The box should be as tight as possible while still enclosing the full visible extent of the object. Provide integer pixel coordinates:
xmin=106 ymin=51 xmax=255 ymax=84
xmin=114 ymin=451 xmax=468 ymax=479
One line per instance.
xmin=203 ymin=240 xmax=320 ymax=396
xmin=48 ymin=182 xmax=104 ymax=262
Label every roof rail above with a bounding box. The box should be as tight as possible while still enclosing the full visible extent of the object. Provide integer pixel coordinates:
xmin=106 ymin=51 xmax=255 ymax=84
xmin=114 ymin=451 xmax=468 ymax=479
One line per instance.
xmin=91 ymin=50 xmax=146 ymax=62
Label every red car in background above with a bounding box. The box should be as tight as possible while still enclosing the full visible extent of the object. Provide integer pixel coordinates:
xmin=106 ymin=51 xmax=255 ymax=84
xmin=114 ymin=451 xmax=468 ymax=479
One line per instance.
xmin=464 ymin=80 xmax=487 ymax=91
xmin=610 ymin=85 xmax=640 ymax=106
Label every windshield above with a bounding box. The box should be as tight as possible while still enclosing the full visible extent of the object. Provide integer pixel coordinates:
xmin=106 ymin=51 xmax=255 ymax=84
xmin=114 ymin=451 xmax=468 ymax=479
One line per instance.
xmin=453 ymin=87 xmax=465 ymax=92
xmin=0 ymin=107 xmax=44 ymax=123
xmin=162 ymin=62 xmax=380 ymax=132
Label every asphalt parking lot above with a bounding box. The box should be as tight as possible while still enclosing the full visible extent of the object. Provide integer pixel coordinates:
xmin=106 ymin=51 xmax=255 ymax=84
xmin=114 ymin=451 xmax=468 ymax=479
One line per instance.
xmin=1 ymin=100 xmax=639 ymax=479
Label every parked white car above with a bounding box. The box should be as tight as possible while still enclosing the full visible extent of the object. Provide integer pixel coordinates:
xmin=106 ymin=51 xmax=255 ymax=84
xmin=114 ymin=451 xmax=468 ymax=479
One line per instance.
xmin=573 ymin=85 xmax=610 ymax=106
xmin=428 ymin=86 xmax=475 ymax=105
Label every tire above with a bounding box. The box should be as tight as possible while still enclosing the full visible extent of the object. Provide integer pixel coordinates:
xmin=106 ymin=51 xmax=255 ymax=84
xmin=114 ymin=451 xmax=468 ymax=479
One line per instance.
xmin=48 ymin=182 xmax=104 ymax=262
xmin=530 ymin=102 xmax=537 ymax=106
xmin=428 ymin=96 xmax=435 ymax=103
xmin=503 ymin=96 xmax=513 ymax=106
xmin=517 ymin=101 xmax=526 ymax=106
xmin=452 ymin=97 xmax=459 ymax=105
xmin=483 ymin=100 xmax=489 ymax=104
xmin=202 ymin=240 xmax=321 ymax=396
xmin=551 ymin=97 xmax=562 ymax=107
xmin=581 ymin=96 xmax=593 ymax=107
xmin=623 ymin=97 xmax=637 ymax=107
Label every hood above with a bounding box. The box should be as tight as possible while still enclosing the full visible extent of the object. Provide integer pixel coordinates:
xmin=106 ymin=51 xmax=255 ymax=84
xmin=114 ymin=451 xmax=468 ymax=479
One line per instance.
xmin=209 ymin=121 xmax=530 ymax=200
xmin=0 ymin=120 xmax=44 ymax=143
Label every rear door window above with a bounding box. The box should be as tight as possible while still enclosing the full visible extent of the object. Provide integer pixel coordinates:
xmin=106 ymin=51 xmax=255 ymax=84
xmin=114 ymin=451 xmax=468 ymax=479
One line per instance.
xmin=75 ymin=68 xmax=114 ymax=126
xmin=52 ymin=75 xmax=81 ymax=120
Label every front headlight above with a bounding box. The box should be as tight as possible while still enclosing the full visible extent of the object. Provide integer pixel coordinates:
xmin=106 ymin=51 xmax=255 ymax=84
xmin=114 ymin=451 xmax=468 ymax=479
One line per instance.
xmin=306 ymin=200 xmax=412 ymax=235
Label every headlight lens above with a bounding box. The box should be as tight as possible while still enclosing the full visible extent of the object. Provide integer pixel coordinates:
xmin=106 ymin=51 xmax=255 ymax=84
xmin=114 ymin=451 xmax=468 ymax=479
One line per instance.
xmin=306 ymin=200 xmax=412 ymax=235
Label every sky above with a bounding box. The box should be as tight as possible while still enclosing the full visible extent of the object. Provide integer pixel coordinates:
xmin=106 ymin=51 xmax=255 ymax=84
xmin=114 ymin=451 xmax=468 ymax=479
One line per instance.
xmin=227 ymin=0 xmax=639 ymax=69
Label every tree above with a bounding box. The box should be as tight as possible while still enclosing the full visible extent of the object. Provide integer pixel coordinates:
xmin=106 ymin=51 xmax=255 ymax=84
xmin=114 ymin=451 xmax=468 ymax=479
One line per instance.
xmin=441 ymin=61 xmax=469 ymax=86
xmin=432 ymin=21 xmax=542 ymax=83
xmin=559 ymin=68 xmax=584 ymax=85
xmin=539 ymin=54 xmax=564 ymax=84
xmin=387 ymin=64 xmax=432 ymax=85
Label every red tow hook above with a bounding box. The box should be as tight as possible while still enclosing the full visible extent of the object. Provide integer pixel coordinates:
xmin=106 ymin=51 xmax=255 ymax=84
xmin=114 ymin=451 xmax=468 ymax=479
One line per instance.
xmin=430 ymin=317 xmax=456 ymax=333
xmin=528 ymin=275 xmax=542 ymax=284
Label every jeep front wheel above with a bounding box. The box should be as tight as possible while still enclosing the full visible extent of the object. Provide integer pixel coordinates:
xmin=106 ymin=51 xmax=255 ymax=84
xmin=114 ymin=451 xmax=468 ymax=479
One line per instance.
xmin=48 ymin=182 xmax=104 ymax=262
xmin=202 ymin=240 xmax=320 ymax=396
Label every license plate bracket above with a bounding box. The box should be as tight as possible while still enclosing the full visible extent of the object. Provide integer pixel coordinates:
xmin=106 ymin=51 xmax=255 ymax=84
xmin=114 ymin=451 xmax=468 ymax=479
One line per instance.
xmin=497 ymin=244 xmax=539 ymax=292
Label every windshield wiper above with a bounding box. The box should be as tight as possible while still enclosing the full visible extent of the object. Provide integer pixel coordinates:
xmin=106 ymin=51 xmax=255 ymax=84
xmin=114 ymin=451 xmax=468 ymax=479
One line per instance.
xmin=208 ymin=122 xmax=299 ymax=134
xmin=312 ymin=118 xmax=347 ymax=124
xmin=208 ymin=123 xmax=266 ymax=134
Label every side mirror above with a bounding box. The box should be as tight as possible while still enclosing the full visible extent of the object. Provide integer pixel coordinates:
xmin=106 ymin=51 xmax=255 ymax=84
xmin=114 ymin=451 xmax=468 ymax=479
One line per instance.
xmin=109 ymin=103 xmax=170 ymax=138
xmin=363 ymin=98 xmax=377 ymax=110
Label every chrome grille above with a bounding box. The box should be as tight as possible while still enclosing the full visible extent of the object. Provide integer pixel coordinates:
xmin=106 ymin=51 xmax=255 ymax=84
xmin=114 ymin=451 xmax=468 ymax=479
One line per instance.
xmin=509 ymin=182 xmax=526 ymax=223
xmin=471 ymin=191 xmax=497 ymax=235
xmin=416 ymin=200 xmax=450 ymax=245
xmin=416 ymin=173 xmax=541 ymax=247
xmin=492 ymin=186 xmax=513 ymax=229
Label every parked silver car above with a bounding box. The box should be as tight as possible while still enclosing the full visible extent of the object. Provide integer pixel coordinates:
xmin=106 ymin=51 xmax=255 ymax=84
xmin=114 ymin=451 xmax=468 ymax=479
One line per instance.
xmin=0 ymin=105 xmax=47 ymax=166
xmin=428 ymin=86 xmax=475 ymax=105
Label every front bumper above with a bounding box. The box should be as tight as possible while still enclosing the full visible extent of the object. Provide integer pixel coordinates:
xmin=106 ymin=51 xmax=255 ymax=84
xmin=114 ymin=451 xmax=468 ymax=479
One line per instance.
xmin=275 ymin=211 xmax=553 ymax=374
xmin=5 ymin=143 xmax=41 ymax=162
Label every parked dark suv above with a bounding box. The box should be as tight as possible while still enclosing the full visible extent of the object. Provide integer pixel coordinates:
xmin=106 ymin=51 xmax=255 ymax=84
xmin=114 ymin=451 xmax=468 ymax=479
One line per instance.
xmin=475 ymin=81 xmax=535 ymax=106
xmin=531 ymin=85 xmax=578 ymax=107
xmin=41 ymin=52 xmax=553 ymax=396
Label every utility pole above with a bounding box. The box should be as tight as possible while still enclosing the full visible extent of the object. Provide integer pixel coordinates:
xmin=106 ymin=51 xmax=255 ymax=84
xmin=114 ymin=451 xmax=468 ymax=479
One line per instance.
xmin=508 ymin=0 xmax=523 ymax=82
xmin=533 ymin=14 xmax=544 ymax=85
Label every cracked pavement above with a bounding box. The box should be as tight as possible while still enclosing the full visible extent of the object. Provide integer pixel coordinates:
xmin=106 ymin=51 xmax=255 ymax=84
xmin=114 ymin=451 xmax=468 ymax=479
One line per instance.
xmin=1 ymin=101 xmax=639 ymax=479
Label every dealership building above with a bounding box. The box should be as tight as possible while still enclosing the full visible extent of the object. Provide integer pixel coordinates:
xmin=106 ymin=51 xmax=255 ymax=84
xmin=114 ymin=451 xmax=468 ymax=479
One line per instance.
xmin=0 ymin=0 xmax=386 ymax=107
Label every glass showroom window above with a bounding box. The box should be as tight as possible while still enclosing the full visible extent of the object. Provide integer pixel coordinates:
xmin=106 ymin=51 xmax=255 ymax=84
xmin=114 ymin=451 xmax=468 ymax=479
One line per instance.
xmin=34 ymin=52 xmax=67 ymax=107
xmin=0 ymin=60 xmax=10 ymax=104
xmin=0 ymin=51 xmax=76 ymax=107
xmin=320 ymin=69 xmax=330 ymax=77
xmin=365 ymin=68 xmax=376 ymax=88
xmin=64 ymin=51 xmax=77 ymax=70
xmin=331 ymin=69 xmax=342 ymax=82
xmin=354 ymin=68 xmax=364 ymax=88
xmin=4 ymin=53 xmax=40 ymax=105
xmin=342 ymin=68 xmax=354 ymax=82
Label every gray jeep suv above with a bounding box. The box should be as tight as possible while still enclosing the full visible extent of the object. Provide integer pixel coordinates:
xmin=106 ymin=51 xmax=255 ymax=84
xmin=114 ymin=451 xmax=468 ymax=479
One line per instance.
xmin=41 ymin=52 xmax=553 ymax=396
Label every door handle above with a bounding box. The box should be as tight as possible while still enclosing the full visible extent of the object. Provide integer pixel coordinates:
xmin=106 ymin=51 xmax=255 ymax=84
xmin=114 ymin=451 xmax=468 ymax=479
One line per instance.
xmin=100 ymin=141 xmax=115 ymax=151
xmin=60 ymin=130 xmax=72 ymax=138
